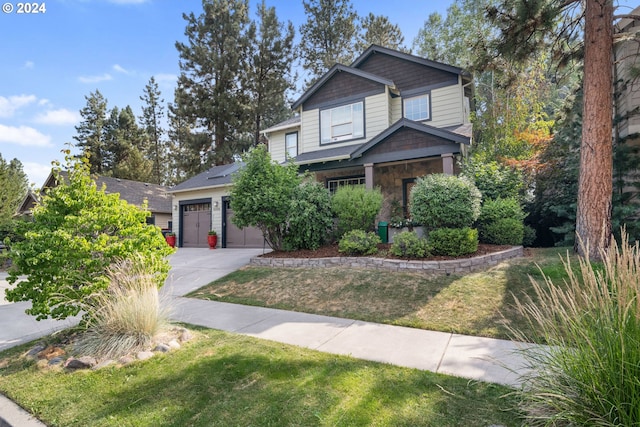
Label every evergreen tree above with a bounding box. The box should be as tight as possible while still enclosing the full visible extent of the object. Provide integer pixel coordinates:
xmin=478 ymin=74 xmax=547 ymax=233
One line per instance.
xmin=175 ymin=0 xmax=252 ymax=166
xmin=104 ymin=106 xmax=153 ymax=182
xmin=0 ymin=154 xmax=28 ymax=224
xmin=139 ymin=76 xmax=166 ymax=184
xmin=74 ymin=90 xmax=108 ymax=174
xmin=487 ymin=0 xmax=624 ymax=259
xmin=356 ymin=13 xmax=406 ymax=53
xmin=245 ymin=0 xmax=296 ymax=145
xmin=299 ymin=0 xmax=359 ymax=83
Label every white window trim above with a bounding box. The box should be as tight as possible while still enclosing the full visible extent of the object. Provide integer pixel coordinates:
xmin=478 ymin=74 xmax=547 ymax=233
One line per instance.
xmin=403 ymin=94 xmax=430 ymax=121
xmin=285 ymin=131 xmax=298 ymax=159
xmin=326 ymin=176 xmax=366 ymax=194
xmin=320 ymin=101 xmax=364 ymax=144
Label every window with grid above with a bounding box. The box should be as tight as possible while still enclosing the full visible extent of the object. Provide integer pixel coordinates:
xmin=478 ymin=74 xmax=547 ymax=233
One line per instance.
xmin=320 ymin=102 xmax=364 ymax=143
xmin=404 ymin=94 xmax=430 ymax=121
xmin=326 ymin=176 xmax=366 ymax=194
xmin=285 ymin=132 xmax=298 ymax=159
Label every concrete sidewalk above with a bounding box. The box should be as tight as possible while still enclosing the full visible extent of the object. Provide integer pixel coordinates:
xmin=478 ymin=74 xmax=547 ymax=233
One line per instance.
xmin=1 ymin=247 xmax=535 ymax=426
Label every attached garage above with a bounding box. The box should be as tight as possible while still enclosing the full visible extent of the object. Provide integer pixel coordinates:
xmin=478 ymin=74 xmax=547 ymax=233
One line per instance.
xmin=168 ymin=163 xmax=264 ymax=249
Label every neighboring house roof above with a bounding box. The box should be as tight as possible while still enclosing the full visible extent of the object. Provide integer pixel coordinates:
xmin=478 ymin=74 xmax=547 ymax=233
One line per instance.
xmin=262 ymin=116 xmax=301 ymax=134
xmin=169 ymin=163 xmax=242 ymax=193
xmin=292 ymin=119 xmax=470 ymax=168
xmin=351 ymin=44 xmax=471 ymax=80
xmin=291 ymin=64 xmax=396 ymax=110
xmin=19 ymin=171 xmax=172 ymax=215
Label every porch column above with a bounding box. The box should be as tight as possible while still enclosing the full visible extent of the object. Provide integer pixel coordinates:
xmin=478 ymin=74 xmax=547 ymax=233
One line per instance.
xmin=364 ymin=163 xmax=374 ymax=190
xmin=441 ymin=153 xmax=454 ymax=175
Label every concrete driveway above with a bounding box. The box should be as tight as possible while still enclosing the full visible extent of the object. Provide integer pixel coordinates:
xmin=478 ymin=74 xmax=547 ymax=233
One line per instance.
xmin=0 ymin=248 xmax=267 ymax=352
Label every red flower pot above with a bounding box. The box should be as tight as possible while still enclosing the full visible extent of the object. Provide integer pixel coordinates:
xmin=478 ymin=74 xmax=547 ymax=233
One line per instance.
xmin=208 ymin=234 xmax=217 ymax=249
xmin=166 ymin=235 xmax=176 ymax=248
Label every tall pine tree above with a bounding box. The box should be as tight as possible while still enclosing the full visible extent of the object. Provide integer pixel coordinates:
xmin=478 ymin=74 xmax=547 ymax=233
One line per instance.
xmin=299 ymin=0 xmax=359 ymax=83
xmin=139 ymin=76 xmax=166 ymax=184
xmin=74 ymin=90 xmax=108 ymax=174
xmin=175 ymin=0 xmax=252 ymax=166
xmin=0 ymin=154 xmax=28 ymax=224
xmin=356 ymin=13 xmax=406 ymax=53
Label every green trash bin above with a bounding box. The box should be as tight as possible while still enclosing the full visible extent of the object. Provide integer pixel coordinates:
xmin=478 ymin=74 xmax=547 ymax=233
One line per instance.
xmin=378 ymin=221 xmax=388 ymax=244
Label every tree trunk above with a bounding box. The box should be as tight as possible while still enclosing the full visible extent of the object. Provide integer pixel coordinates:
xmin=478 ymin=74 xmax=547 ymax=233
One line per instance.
xmin=575 ymin=0 xmax=613 ymax=260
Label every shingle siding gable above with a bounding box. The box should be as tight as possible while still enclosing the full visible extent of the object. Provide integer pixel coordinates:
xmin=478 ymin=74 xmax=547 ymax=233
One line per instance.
xmin=303 ymin=71 xmax=386 ymax=110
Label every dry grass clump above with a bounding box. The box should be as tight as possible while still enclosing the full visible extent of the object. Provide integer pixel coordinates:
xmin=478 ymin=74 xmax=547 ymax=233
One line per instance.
xmin=74 ymin=256 xmax=170 ymax=359
xmin=514 ymin=231 xmax=640 ymax=426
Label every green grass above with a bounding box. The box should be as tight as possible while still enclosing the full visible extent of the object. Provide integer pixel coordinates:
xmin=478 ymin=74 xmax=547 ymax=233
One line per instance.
xmin=0 ymin=328 xmax=519 ymax=427
xmin=190 ymin=247 xmax=573 ymax=341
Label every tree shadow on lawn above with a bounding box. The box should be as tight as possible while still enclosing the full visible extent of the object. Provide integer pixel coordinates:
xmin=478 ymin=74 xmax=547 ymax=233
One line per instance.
xmin=17 ymin=330 xmax=519 ymax=427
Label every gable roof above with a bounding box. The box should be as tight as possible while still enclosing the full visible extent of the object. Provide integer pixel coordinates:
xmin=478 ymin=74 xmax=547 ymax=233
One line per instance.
xmin=169 ymin=163 xmax=241 ymax=193
xmin=351 ymin=44 xmax=470 ymax=79
xmin=262 ymin=115 xmax=301 ymax=134
xmin=291 ymin=118 xmax=470 ymax=167
xmin=291 ymin=64 xmax=395 ymax=110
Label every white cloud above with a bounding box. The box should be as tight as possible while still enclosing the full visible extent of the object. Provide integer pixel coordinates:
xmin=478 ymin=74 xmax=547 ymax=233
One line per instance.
xmin=0 ymin=95 xmax=37 ymax=117
xmin=0 ymin=124 xmax=51 ymax=147
xmin=78 ymin=73 xmax=113 ymax=83
xmin=34 ymin=108 xmax=81 ymax=126
xmin=38 ymin=99 xmax=51 ymax=106
xmin=23 ymin=61 xmax=34 ymax=69
xmin=154 ymin=73 xmax=177 ymax=85
xmin=23 ymin=162 xmax=53 ymax=187
xmin=113 ymin=64 xmax=130 ymax=74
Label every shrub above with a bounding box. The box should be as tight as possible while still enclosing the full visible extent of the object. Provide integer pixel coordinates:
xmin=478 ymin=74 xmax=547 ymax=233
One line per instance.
xmin=75 ymin=256 xmax=169 ymax=359
xmin=461 ymin=159 xmax=524 ymax=202
xmin=284 ymin=180 xmax=333 ymax=251
xmin=338 ymin=230 xmax=380 ymax=256
xmin=523 ymin=225 xmax=537 ymax=247
xmin=477 ymin=198 xmax=525 ymax=245
xmin=332 ymin=185 xmax=383 ymax=236
xmin=390 ymin=231 xmax=430 ymax=258
xmin=410 ymin=174 xmax=481 ymax=231
xmin=481 ymin=218 xmax=524 ymax=245
xmin=514 ymin=232 xmax=640 ymax=426
xmin=429 ymin=227 xmax=478 ymax=256
xmin=5 ymin=152 xmax=174 ymax=321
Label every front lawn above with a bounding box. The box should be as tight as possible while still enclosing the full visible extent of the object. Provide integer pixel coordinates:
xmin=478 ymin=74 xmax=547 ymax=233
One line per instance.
xmin=0 ymin=327 xmax=519 ymax=426
xmin=190 ymin=247 xmax=573 ymax=341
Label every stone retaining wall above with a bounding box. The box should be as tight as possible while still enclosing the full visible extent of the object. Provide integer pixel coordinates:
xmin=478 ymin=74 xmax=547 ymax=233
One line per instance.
xmin=250 ymin=246 xmax=524 ymax=275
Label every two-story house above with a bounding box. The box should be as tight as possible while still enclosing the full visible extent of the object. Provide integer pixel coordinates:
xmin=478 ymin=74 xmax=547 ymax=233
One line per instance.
xmin=168 ymin=45 xmax=472 ymax=248
xmin=264 ymin=44 xmax=472 ymax=218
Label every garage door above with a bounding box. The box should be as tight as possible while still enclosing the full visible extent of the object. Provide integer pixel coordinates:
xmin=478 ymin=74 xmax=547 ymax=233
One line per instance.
xmin=224 ymin=201 xmax=264 ymax=248
xmin=182 ymin=202 xmax=211 ymax=248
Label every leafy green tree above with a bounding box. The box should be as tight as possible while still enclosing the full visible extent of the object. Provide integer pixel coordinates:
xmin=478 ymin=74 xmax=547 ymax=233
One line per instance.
xmin=230 ymin=145 xmax=300 ymax=250
xmin=139 ymin=76 xmax=167 ymax=184
xmin=461 ymin=158 xmax=524 ymax=202
xmin=284 ymin=179 xmax=333 ymax=251
xmin=175 ymin=0 xmax=253 ymax=165
xmin=0 ymin=154 xmax=28 ymax=225
xmin=245 ymin=1 xmax=296 ymax=146
xmin=299 ymin=0 xmax=359 ymax=82
xmin=4 ymin=152 xmax=174 ymax=321
xmin=74 ymin=90 xmax=108 ymax=174
xmin=356 ymin=13 xmax=406 ymax=52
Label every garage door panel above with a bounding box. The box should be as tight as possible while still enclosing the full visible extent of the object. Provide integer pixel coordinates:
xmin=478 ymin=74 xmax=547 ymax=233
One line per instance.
xmin=225 ymin=207 xmax=264 ymax=248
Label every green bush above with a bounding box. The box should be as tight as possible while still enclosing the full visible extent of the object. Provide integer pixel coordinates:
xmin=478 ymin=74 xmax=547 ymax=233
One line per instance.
xmin=4 ymin=152 xmax=174 ymax=321
xmin=338 ymin=230 xmax=380 ymax=256
xmin=284 ymin=180 xmax=333 ymax=251
xmin=523 ymin=225 xmax=537 ymax=247
xmin=428 ymin=227 xmax=478 ymax=256
xmin=461 ymin=159 xmax=524 ymax=202
xmin=481 ymin=218 xmax=524 ymax=245
xmin=410 ymin=174 xmax=481 ymax=231
xmin=332 ymin=185 xmax=382 ymax=236
xmin=477 ymin=198 xmax=525 ymax=245
xmin=390 ymin=231 xmax=430 ymax=258
xmin=514 ymin=232 xmax=640 ymax=426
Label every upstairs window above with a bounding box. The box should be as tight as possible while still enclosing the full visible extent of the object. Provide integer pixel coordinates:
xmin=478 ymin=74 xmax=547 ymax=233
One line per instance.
xmin=404 ymin=94 xmax=430 ymax=121
xmin=285 ymin=132 xmax=298 ymax=159
xmin=321 ymin=102 xmax=364 ymax=144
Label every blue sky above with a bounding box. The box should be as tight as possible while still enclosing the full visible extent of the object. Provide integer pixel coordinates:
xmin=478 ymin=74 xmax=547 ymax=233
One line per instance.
xmin=0 ymin=0 xmax=459 ymax=186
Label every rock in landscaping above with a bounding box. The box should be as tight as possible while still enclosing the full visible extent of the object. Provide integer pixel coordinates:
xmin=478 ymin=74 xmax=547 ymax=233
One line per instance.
xmin=153 ymin=343 xmax=170 ymax=353
xmin=26 ymin=343 xmax=46 ymax=358
xmin=48 ymin=357 xmax=65 ymax=366
xmin=179 ymin=329 xmax=193 ymax=342
xmin=92 ymin=360 xmax=115 ymax=370
xmin=136 ymin=351 xmax=154 ymax=361
xmin=168 ymin=339 xmax=181 ymax=350
xmin=38 ymin=345 xmax=66 ymax=360
xmin=118 ymin=355 xmax=135 ymax=365
xmin=65 ymin=356 xmax=97 ymax=370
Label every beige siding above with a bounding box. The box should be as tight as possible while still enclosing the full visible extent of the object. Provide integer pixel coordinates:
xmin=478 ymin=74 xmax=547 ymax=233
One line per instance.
xmin=365 ymin=92 xmax=390 ymax=138
xmin=430 ymin=84 xmax=464 ymax=127
xmin=390 ymin=95 xmax=402 ymax=123
xmin=616 ymin=11 xmax=640 ymax=137
xmin=154 ymin=213 xmax=171 ymax=230
xmin=300 ymin=109 xmax=319 ymax=153
xmin=170 ymin=187 xmax=230 ymax=243
xmin=268 ymin=131 xmax=288 ymax=164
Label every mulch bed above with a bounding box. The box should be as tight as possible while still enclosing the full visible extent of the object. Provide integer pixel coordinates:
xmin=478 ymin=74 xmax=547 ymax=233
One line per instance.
xmin=260 ymin=243 xmax=514 ymax=261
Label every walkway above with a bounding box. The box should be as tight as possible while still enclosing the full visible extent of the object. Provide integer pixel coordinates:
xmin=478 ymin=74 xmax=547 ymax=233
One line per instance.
xmin=1 ymin=247 xmax=536 ymax=426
